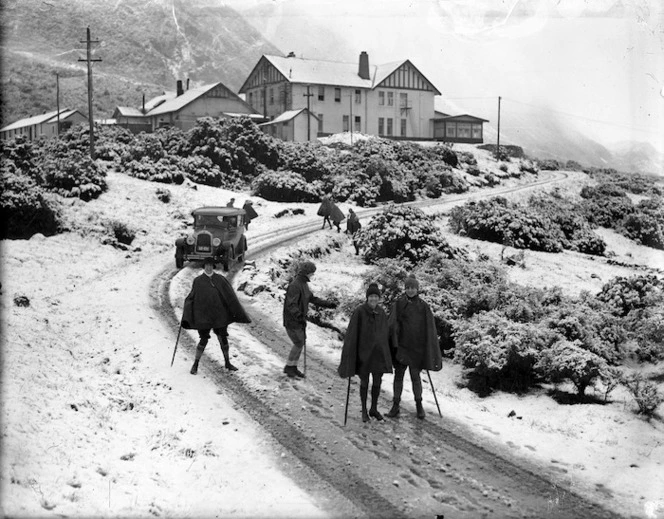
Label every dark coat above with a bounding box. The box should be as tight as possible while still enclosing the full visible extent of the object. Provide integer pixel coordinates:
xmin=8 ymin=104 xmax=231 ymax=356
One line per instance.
xmin=338 ymin=303 xmax=392 ymax=378
xmin=317 ymin=199 xmax=332 ymax=217
xmin=330 ymin=203 xmax=345 ymax=224
xmin=282 ymin=274 xmax=331 ymax=330
xmin=243 ymin=202 xmax=258 ymax=221
xmin=388 ymin=294 xmax=442 ymax=371
xmin=347 ymin=213 xmax=361 ymax=234
xmin=182 ymin=273 xmax=251 ymax=330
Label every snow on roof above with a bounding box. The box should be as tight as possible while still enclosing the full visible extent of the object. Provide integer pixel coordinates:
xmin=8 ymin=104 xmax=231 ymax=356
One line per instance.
xmin=263 ymin=55 xmax=374 ymax=89
xmin=0 ymin=108 xmax=83 ymax=132
xmin=147 ymin=83 xmax=224 ymax=116
xmin=259 ymin=108 xmax=318 ymax=126
xmin=114 ymin=107 xmax=145 ymax=117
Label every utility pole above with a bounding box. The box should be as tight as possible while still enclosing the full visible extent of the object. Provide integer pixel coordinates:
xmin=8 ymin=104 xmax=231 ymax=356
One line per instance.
xmin=78 ymin=27 xmax=101 ymax=159
xmin=56 ymin=73 xmax=60 ymax=137
xmin=349 ymin=91 xmax=353 ymax=145
xmin=496 ymin=96 xmax=502 ymax=160
xmin=303 ymin=85 xmax=313 ymax=141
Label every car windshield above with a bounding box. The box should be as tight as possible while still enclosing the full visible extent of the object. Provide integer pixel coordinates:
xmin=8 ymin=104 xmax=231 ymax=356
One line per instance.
xmin=195 ymin=215 xmax=238 ymax=228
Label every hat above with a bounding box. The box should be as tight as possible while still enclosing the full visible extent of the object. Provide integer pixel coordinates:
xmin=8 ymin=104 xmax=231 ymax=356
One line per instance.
xmin=404 ymin=275 xmax=419 ymax=290
xmin=203 ymin=257 xmax=216 ymax=267
xmin=298 ymin=261 xmax=317 ymax=276
xmin=366 ymin=283 xmax=381 ymax=298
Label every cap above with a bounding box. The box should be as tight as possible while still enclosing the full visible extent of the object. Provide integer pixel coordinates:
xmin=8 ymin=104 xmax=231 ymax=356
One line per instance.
xmin=298 ymin=260 xmax=317 ymax=276
xmin=366 ymin=283 xmax=381 ymax=298
xmin=404 ymin=275 xmax=419 ymax=290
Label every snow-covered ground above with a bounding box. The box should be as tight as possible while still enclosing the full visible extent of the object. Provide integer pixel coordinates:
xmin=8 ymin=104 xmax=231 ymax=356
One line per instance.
xmin=2 ymin=158 xmax=664 ymax=518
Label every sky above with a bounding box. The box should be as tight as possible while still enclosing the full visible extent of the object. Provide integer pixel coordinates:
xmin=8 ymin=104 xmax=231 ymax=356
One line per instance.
xmin=226 ymin=0 xmax=664 ymax=154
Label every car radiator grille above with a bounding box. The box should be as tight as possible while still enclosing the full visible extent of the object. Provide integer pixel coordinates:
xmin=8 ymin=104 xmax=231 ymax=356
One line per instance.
xmin=195 ymin=234 xmax=212 ymax=253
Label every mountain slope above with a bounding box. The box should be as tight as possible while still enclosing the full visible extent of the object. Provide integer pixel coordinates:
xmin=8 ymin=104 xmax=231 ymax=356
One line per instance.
xmin=0 ymin=0 xmax=282 ymax=125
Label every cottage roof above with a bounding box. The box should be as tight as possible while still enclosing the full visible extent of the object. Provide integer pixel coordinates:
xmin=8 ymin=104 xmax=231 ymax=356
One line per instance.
xmin=259 ymin=108 xmax=318 ymax=126
xmin=0 ymin=108 xmax=83 ymax=132
xmin=114 ymin=106 xmax=146 ymax=117
xmin=434 ymin=111 xmax=489 ymax=123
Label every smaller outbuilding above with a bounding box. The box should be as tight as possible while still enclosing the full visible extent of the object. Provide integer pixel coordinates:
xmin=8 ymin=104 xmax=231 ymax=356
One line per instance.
xmin=0 ymin=108 xmax=87 ymax=141
xmin=258 ymin=108 xmax=319 ymax=142
xmin=433 ymin=111 xmax=489 ymax=144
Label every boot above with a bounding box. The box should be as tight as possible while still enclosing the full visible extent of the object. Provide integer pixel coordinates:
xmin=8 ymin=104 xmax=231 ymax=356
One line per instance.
xmin=360 ymin=386 xmax=370 ymax=422
xmin=283 ymin=365 xmax=297 ymax=378
xmin=416 ymin=399 xmax=426 ymax=420
xmin=369 ymin=385 xmax=384 ymax=421
xmin=190 ymin=343 xmax=205 ymax=375
xmin=386 ymin=399 xmax=400 ymax=418
xmin=220 ymin=338 xmax=238 ymax=371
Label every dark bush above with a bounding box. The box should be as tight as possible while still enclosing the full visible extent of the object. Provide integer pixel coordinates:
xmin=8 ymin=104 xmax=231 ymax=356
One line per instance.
xmin=252 ymin=170 xmax=321 ymax=202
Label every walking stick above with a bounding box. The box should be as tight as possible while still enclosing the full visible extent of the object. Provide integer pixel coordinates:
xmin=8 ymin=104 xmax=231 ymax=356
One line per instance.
xmin=170 ymin=323 xmax=183 ymax=367
xmin=426 ymin=370 xmax=443 ymax=418
xmin=343 ymin=377 xmax=352 ymax=426
xmin=303 ymin=341 xmax=307 ymax=377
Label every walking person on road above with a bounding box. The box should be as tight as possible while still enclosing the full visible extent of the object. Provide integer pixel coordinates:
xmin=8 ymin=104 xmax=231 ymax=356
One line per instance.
xmin=283 ymin=260 xmax=337 ymax=378
xmin=182 ymin=257 xmax=251 ymax=374
xmin=386 ymin=275 xmax=442 ymax=419
xmin=317 ymin=196 xmax=333 ymax=230
xmin=338 ymin=283 xmax=392 ymax=422
xmin=346 ymin=208 xmax=362 ymax=255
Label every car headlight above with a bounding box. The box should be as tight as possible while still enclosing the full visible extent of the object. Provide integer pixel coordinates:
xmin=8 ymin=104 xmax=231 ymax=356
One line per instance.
xmin=186 ymin=235 xmax=195 ymax=245
xmin=212 ymin=238 xmax=221 ymax=247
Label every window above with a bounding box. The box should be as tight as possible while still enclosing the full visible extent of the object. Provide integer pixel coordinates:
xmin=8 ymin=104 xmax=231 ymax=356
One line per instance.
xmin=354 ymin=115 xmax=361 ymax=132
xmin=249 ymin=92 xmax=253 ymax=107
xmin=472 ymin=124 xmax=482 ymax=139
xmin=335 ymin=88 xmax=341 ymax=102
xmin=457 ymin=123 xmax=471 ymax=138
xmin=342 ymin=115 xmax=349 ymax=132
xmin=269 ymin=88 xmax=274 ymax=105
xmin=355 ymin=89 xmax=361 ymax=104
xmin=400 ymin=118 xmax=407 ymax=137
xmin=318 ymin=86 xmax=325 ymax=101
xmin=378 ymin=117 xmax=384 ymax=136
xmin=318 ymin=113 xmax=324 ymax=133
xmin=378 ymin=91 xmax=385 ymax=106
xmin=386 ymin=118 xmax=393 ymax=136
xmin=387 ymin=92 xmax=394 ymax=106
xmin=446 ymin=124 xmax=456 ymax=137
xmin=400 ymin=93 xmax=408 ymax=107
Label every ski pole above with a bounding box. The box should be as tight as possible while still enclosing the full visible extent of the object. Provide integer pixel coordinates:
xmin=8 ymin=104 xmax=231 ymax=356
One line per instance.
xmin=343 ymin=377 xmax=351 ymax=426
xmin=426 ymin=370 xmax=442 ymax=418
xmin=170 ymin=323 xmax=183 ymax=367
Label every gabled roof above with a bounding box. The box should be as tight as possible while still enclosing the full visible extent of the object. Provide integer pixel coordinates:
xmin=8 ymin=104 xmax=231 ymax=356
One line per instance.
xmin=0 ymin=108 xmax=85 ymax=132
xmin=259 ymin=108 xmax=318 ymax=126
xmin=113 ymin=106 xmax=146 ymax=117
xmin=434 ymin=110 xmax=489 ymax=123
xmin=240 ymin=55 xmax=441 ymax=95
xmin=147 ymin=82 xmax=256 ymax=117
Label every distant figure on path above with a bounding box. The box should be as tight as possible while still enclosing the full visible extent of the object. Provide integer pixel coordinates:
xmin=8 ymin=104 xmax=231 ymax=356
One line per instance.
xmin=338 ymin=283 xmax=392 ymax=422
xmin=346 ymin=208 xmax=361 ymax=255
xmin=282 ymin=261 xmax=337 ymax=378
xmin=182 ymin=257 xmax=251 ymax=374
xmin=317 ymin=196 xmax=333 ymax=229
xmin=243 ymin=200 xmax=258 ymax=229
xmin=387 ymin=275 xmax=442 ymax=419
xmin=330 ymin=202 xmax=345 ymax=233
xmin=226 ymin=198 xmax=235 ymax=207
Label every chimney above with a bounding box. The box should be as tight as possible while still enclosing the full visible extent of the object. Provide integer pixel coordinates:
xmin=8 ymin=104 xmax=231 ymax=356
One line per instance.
xmin=141 ymin=93 xmax=145 ymax=114
xmin=186 ymin=78 xmax=190 ymax=90
xmin=358 ymin=51 xmax=370 ymax=80
xmin=176 ymin=80 xmax=184 ymax=97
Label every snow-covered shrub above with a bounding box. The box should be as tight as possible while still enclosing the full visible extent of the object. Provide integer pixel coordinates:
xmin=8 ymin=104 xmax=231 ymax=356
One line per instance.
xmin=39 ymin=145 xmax=107 ymax=201
xmin=124 ymin=157 xmax=185 ymax=184
xmin=357 ymin=204 xmax=465 ymax=266
xmin=596 ymin=274 xmax=663 ymax=317
xmin=623 ymin=198 xmax=664 ymax=250
xmin=621 ymin=373 xmax=663 ymax=416
xmin=0 ymin=162 xmax=60 ymax=238
xmin=109 ymin=220 xmax=136 ymax=245
xmin=454 ymin=312 xmax=554 ymax=395
xmin=536 ymin=339 xmax=607 ymax=397
xmin=251 ymin=170 xmax=321 ymax=202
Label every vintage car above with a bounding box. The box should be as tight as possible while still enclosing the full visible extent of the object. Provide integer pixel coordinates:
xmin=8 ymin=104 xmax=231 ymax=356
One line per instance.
xmin=175 ymin=206 xmax=247 ymax=270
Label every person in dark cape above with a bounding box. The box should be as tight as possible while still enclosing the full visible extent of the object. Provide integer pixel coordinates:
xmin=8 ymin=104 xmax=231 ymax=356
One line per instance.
xmin=182 ymin=257 xmax=251 ymax=374
xmin=330 ymin=202 xmax=345 ymax=233
xmin=338 ymin=283 xmax=392 ymax=422
xmin=346 ymin=208 xmax=361 ymax=255
xmin=317 ymin=196 xmax=333 ymax=229
xmin=242 ymin=200 xmax=258 ymax=229
xmin=282 ymin=261 xmax=337 ymax=378
xmin=386 ymin=274 xmax=442 ymax=419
